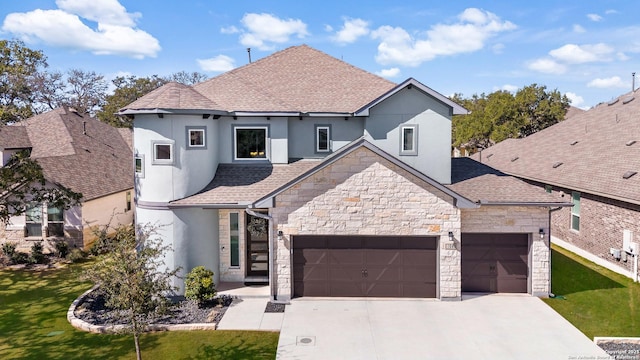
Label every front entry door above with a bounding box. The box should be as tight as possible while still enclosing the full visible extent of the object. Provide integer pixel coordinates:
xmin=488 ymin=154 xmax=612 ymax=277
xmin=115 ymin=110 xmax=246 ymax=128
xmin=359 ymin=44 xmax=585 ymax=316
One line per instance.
xmin=246 ymin=213 xmax=269 ymax=277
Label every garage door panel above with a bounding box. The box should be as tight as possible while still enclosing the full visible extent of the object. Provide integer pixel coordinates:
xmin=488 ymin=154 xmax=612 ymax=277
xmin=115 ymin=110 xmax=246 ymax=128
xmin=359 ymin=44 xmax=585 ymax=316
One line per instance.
xmin=329 ymin=266 xmax=363 ymax=282
xmin=294 ymin=249 xmax=327 ymax=265
xmin=497 ymin=278 xmax=528 ymax=293
xmin=294 ymin=281 xmax=327 ymax=297
xmin=367 ymin=266 xmax=399 ymax=282
xmin=366 ymin=282 xmax=400 ymax=297
xmin=402 ymin=283 xmax=437 ymax=298
xmin=330 ymin=282 xmax=364 ymax=297
xmin=328 ymin=250 xmax=364 ymax=265
xmin=404 ymin=266 xmax=437 ymax=282
xmin=404 ymin=251 xmax=438 ymax=267
xmin=365 ymin=250 xmax=401 ymax=265
xmin=498 ymin=261 xmax=528 ymax=276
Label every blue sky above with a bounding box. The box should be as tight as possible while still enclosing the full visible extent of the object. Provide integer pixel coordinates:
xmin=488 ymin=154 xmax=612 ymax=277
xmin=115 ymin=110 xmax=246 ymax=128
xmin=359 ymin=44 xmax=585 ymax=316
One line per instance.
xmin=2 ymin=0 xmax=640 ymax=109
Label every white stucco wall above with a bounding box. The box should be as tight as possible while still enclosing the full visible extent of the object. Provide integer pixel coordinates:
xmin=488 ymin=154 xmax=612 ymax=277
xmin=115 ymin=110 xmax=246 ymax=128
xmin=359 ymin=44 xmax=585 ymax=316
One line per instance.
xmin=134 ymin=114 xmax=219 ymax=202
xmin=287 ymin=116 xmax=365 ymax=158
xmin=364 ymin=87 xmax=452 ymax=184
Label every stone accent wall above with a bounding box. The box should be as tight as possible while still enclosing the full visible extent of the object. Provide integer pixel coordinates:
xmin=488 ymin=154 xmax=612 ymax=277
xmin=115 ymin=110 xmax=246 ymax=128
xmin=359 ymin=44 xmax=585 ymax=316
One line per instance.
xmin=1 ymin=223 xmax=84 ymax=253
xmin=218 ymin=210 xmax=247 ymax=282
xmin=551 ymin=191 xmax=640 ymax=279
xmin=461 ymin=206 xmax=550 ymax=296
xmin=271 ymin=147 xmax=461 ymax=300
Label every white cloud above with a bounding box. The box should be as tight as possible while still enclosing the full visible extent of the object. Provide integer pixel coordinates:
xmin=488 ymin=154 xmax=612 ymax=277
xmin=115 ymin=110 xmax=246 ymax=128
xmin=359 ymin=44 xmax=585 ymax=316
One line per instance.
xmin=500 ymin=84 xmax=518 ymax=92
xmin=324 ymin=24 xmax=333 ymax=32
xmin=573 ymin=24 xmax=586 ymax=33
xmin=605 ymin=9 xmax=618 ymax=15
xmin=197 ymin=55 xmax=236 ymax=72
xmin=331 ymin=18 xmax=370 ymax=45
xmin=617 ymin=52 xmax=630 ymax=61
xmin=220 ymin=26 xmax=239 ymax=34
xmin=371 ymin=8 xmax=516 ymax=67
xmin=527 ymin=58 xmax=567 ymax=74
xmin=1 ymin=0 xmax=159 ymax=59
xmin=565 ymin=92 xmax=584 ymax=107
xmin=587 ymin=13 xmax=602 ymax=22
xmin=375 ymin=67 xmax=400 ymax=78
xmin=549 ymin=43 xmax=614 ymax=64
xmin=587 ymin=76 xmax=627 ymax=88
xmin=492 ymin=43 xmax=505 ymax=54
xmin=237 ymin=13 xmax=308 ymax=51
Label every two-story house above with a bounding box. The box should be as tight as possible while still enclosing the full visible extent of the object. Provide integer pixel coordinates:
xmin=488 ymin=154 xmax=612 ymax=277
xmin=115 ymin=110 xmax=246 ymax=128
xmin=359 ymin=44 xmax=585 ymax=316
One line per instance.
xmin=121 ymin=45 xmax=571 ymax=301
xmin=0 ymin=107 xmax=134 ymax=252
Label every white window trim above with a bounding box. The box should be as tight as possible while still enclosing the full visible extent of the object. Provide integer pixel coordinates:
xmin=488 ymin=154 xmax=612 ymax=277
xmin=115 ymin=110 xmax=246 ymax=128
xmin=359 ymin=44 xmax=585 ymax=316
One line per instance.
xmin=315 ymin=125 xmax=331 ymax=153
xmin=186 ymin=126 xmax=207 ymax=149
xmin=151 ymin=140 xmax=175 ymax=165
xmin=134 ymin=154 xmax=145 ymax=178
xmin=233 ymin=125 xmax=270 ymax=161
xmin=400 ymin=124 xmax=418 ymax=155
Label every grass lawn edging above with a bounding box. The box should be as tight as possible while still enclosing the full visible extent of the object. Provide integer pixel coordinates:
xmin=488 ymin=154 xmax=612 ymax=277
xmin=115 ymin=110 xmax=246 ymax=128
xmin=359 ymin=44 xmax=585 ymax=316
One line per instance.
xmin=67 ymin=286 xmax=218 ymax=334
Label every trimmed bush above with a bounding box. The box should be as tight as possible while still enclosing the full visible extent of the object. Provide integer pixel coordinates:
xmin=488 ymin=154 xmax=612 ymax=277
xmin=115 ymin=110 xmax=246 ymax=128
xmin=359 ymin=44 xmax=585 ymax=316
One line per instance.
xmin=1 ymin=242 xmax=17 ymax=259
xmin=185 ymin=266 xmax=217 ymax=306
xmin=54 ymin=241 xmax=69 ymax=258
xmin=30 ymin=242 xmax=46 ymax=264
xmin=12 ymin=251 xmax=29 ymax=264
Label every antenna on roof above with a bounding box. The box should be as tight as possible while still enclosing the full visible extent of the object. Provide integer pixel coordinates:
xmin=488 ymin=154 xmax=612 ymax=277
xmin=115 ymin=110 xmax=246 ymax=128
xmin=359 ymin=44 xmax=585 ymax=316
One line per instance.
xmin=633 ymin=72 xmax=636 ymax=92
xmin=247 ymin=48 xmax=252 ymax=63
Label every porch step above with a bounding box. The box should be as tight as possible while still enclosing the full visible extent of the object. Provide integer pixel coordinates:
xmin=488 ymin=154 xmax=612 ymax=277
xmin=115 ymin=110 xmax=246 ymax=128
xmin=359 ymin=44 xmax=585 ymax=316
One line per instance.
xmin=244 ymin=276 xmax=269 ymax=285
xmin=218 ymin=281 xmax=270 ymax=299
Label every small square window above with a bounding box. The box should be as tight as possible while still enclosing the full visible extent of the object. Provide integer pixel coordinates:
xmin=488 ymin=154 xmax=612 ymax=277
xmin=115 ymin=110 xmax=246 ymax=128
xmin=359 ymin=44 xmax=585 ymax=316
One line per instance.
xmin=315 ymin=125 xmax=331 ymax=153
xmin=134 ymin=155 xmax=145 ymax=178
xmin=400 ymin=124 xmax=418 ymax=155
xmin=186 ymin=127 xmax=207 ymax=149
xmin=152 ymin=141 xmax=174 ymax=165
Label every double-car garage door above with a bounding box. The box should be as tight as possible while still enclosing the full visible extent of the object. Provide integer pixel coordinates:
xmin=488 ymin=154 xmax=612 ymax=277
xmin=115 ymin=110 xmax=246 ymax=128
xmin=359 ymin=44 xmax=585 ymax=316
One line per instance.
xmin=293 ymin=235 xmax=437 ymax=298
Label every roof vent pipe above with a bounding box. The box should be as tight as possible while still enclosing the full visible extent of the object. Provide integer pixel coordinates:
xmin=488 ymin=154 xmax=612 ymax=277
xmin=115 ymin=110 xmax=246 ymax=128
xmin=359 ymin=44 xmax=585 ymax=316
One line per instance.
xmin=633 ymin=72 xmax=636 ymax=92
xmin=247 ymin=48 xmax=252 ymax=63
xmin=83 ymin=121 xmax=87 ymax=135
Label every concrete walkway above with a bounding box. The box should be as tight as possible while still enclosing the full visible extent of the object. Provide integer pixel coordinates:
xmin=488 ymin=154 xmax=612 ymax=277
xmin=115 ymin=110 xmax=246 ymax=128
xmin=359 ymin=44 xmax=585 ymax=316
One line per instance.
xmin=276 ymin=295 xmax=612 ymax=360
xmin=216 ymin=283 xmax=283 ymax=331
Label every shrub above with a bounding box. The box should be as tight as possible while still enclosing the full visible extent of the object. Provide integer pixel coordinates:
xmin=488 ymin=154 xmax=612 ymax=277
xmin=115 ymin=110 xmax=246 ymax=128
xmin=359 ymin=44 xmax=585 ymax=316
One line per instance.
xmin=54 ymin=241 xmax=70 ymax=258
xmin=30 ymin=242 xmax=46 ymax=264
xmin=12 ymin=251 xmax=29 ymax=264
xmin=68 ymin=248 xmax=86 ymax=263
xmin=1 ymin=242 xmax=17 ymax=259
xmin=185 ymin=266 xmax=217 ymax=306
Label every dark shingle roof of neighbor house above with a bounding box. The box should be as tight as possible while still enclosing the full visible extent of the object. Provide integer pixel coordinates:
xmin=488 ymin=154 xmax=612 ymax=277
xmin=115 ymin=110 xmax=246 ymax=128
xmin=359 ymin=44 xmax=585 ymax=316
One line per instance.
xmin=1 ymin=108 xmax=134 ymax=201
xmin=473 ymin=91 xmax=640 ymax=204
xmin=0 ymin=126 xmax=32 ymax=150
xmin=121 ymin=45 xmax=398 ymax=114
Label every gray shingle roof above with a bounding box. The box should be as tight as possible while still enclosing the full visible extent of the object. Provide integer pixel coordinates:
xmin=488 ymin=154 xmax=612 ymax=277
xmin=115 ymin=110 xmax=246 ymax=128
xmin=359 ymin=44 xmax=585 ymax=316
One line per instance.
xmin=122 ymin=45 xmax=397 ymax=115
xmin=0 ymin=126 xmax=31 ymax=150
xmin=170 ymin=160 xmax=321 ymax=206
xmin=446 ymin=157 xmax=569 ymax=205
xmin=5 ymin=108 xmax=133 ymax=201
xmin=474 ymin=91 xmax=640 ymax=204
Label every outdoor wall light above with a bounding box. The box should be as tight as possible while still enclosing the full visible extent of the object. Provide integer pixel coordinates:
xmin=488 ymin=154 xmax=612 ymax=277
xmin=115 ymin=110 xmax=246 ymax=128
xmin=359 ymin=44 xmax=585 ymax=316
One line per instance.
xmin=448 ymin=231 xmax=454 ymax=241
xmin=539 ymin=228 xmax=546 ymax=239
xmin=277 ymin=230 xmax=283 ymax=241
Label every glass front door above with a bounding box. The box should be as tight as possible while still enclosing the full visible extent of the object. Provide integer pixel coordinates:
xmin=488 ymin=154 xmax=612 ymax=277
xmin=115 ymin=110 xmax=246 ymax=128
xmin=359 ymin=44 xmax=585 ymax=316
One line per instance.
xmin=246 ymin=213 xmax=269 ymax=277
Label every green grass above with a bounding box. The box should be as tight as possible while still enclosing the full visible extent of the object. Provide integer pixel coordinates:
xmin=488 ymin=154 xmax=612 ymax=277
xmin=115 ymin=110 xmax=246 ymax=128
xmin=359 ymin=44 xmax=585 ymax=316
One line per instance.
xmin=0 ymin=262 xmax=278 ymax=360
xmin=543 ymin=245 xmax=640 ymax=339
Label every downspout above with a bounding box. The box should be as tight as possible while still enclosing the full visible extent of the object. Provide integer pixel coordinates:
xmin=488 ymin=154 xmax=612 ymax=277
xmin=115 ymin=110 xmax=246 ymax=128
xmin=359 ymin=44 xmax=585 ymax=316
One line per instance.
xmin=548 ymin=207 xmax=563 ymax=296
xmin=245 ymin=208 xmax=277 ymax=301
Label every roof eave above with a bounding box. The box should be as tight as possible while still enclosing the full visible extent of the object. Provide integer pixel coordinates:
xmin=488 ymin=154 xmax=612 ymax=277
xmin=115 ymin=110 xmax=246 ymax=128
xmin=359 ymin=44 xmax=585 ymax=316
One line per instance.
xmin=476 ymin=200 xmax=574 ymax=207
xmin=119 ymin=108 xmax=227 ymax=116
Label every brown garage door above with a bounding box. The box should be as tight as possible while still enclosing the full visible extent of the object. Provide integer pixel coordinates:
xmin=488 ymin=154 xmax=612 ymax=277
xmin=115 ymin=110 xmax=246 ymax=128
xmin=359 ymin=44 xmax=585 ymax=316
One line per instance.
xmin=293 ymin=235 xmax=437 ymax=298
xmin=461 ymin=233 xmax=529 ymax=293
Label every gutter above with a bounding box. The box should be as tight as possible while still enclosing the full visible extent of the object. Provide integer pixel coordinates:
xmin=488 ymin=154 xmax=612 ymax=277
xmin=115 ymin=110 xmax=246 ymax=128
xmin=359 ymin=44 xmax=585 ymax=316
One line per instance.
xmin=244 ymin=208 xmax=278 ymax=302
xmin=477 ymin=200 xmax=573 ymax=207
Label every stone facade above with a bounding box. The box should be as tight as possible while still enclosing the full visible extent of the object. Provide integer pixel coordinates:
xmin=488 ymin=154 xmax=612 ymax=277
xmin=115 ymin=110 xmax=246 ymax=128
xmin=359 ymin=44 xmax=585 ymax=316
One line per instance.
xmin=218 ymin=209 xmax=248 ymax=282
xmin=0 ymin=225 xmax=82 ymax=253
xmin=271 ymin=147 xmax=461 ymax=300
xmin=461 ymin=206 xmax=551 ymax=296
xmin=551 ymin=190 xmax=640 ymax=278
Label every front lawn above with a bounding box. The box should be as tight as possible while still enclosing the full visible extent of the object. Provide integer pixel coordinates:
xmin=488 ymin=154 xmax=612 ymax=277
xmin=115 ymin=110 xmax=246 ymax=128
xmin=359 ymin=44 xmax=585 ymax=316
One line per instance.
xmin=543 ymin=245 xmax=640 ymax=339
xmin=0 ymin=262 xmax=278 ymax=360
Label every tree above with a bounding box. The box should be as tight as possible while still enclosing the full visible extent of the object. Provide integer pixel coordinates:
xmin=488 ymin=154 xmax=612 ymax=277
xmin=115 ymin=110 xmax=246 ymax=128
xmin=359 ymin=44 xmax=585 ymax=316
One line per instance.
xmin=166 ymin=71 xmax=208 ymax=85
xmin=97 ymin=75 xmax=167 ymax=128
xmin=0 ymin=150 xmax=82 ymax=223
xmin=452 ymin=84 xmax=570 ymax=152
xmin=30 ymin=69 xmax=108 ymax=116
xmin=0 ymin=40 xmax=48 ymax=124
xmin=83 ymin=223 xmax=179 ymax=360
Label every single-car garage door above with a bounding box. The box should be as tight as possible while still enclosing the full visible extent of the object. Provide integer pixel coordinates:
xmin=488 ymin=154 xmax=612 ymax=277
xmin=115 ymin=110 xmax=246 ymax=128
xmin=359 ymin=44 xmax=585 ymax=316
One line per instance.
xmin=293 ymin=235 xmax=437 ymax=298
xmin=461 ymin=233 xmax=529 ymax=293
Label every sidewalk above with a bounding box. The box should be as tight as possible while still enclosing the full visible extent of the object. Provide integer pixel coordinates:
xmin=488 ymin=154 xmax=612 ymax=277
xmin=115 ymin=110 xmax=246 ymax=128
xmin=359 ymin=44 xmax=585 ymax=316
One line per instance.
xmin=216 ymin=283 xmax=283 ymax=331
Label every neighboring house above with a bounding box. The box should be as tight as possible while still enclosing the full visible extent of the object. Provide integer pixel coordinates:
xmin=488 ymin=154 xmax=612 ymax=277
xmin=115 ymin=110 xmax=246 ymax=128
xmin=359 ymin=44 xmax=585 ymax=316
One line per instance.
xmin=121 ymin=45 xmax=571 ymax=301
xmin=0 ymin=107 xmax=134 ymax=252
xmin=474 ymin=93 xmax=640 ymax=281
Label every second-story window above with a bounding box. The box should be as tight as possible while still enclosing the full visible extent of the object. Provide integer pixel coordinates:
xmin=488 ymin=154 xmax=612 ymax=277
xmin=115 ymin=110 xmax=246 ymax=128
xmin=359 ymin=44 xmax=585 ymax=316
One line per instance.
xmin=152 ymin=141 xmax=174 ymax=165
xmin=186 ymin=126 xmax=206 ymax=149
xmin=134 ymin=155 xmax=145 ymax=178
xmin=400 ymin=124 xmax=418 ymax=155
xmin=315 ymin=125 xmax=331 ymax=153
xmin=234 ymin=126 xmax=268 ymax=160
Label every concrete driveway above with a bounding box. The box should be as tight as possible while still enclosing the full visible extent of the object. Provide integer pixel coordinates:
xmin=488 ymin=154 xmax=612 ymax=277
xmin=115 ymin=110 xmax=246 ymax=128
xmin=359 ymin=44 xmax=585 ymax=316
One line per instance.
xmin=276 ymin=294 xmax=611 ymax=360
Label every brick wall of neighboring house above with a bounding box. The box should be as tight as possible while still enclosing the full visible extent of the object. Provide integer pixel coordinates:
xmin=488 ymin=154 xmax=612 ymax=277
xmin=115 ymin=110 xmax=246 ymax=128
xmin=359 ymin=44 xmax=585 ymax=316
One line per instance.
xmin=272 ymin=147 xmax=462 ymax=301
xmin=1 ymin=224 xmax=84 ymax=254
xmin=218 ymin=209 xmax=247 ymax=282
xmin=551 ymin=190 xmax=640 ymax=277
xmin=461 ymin=206 xmax=551 ymax=296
